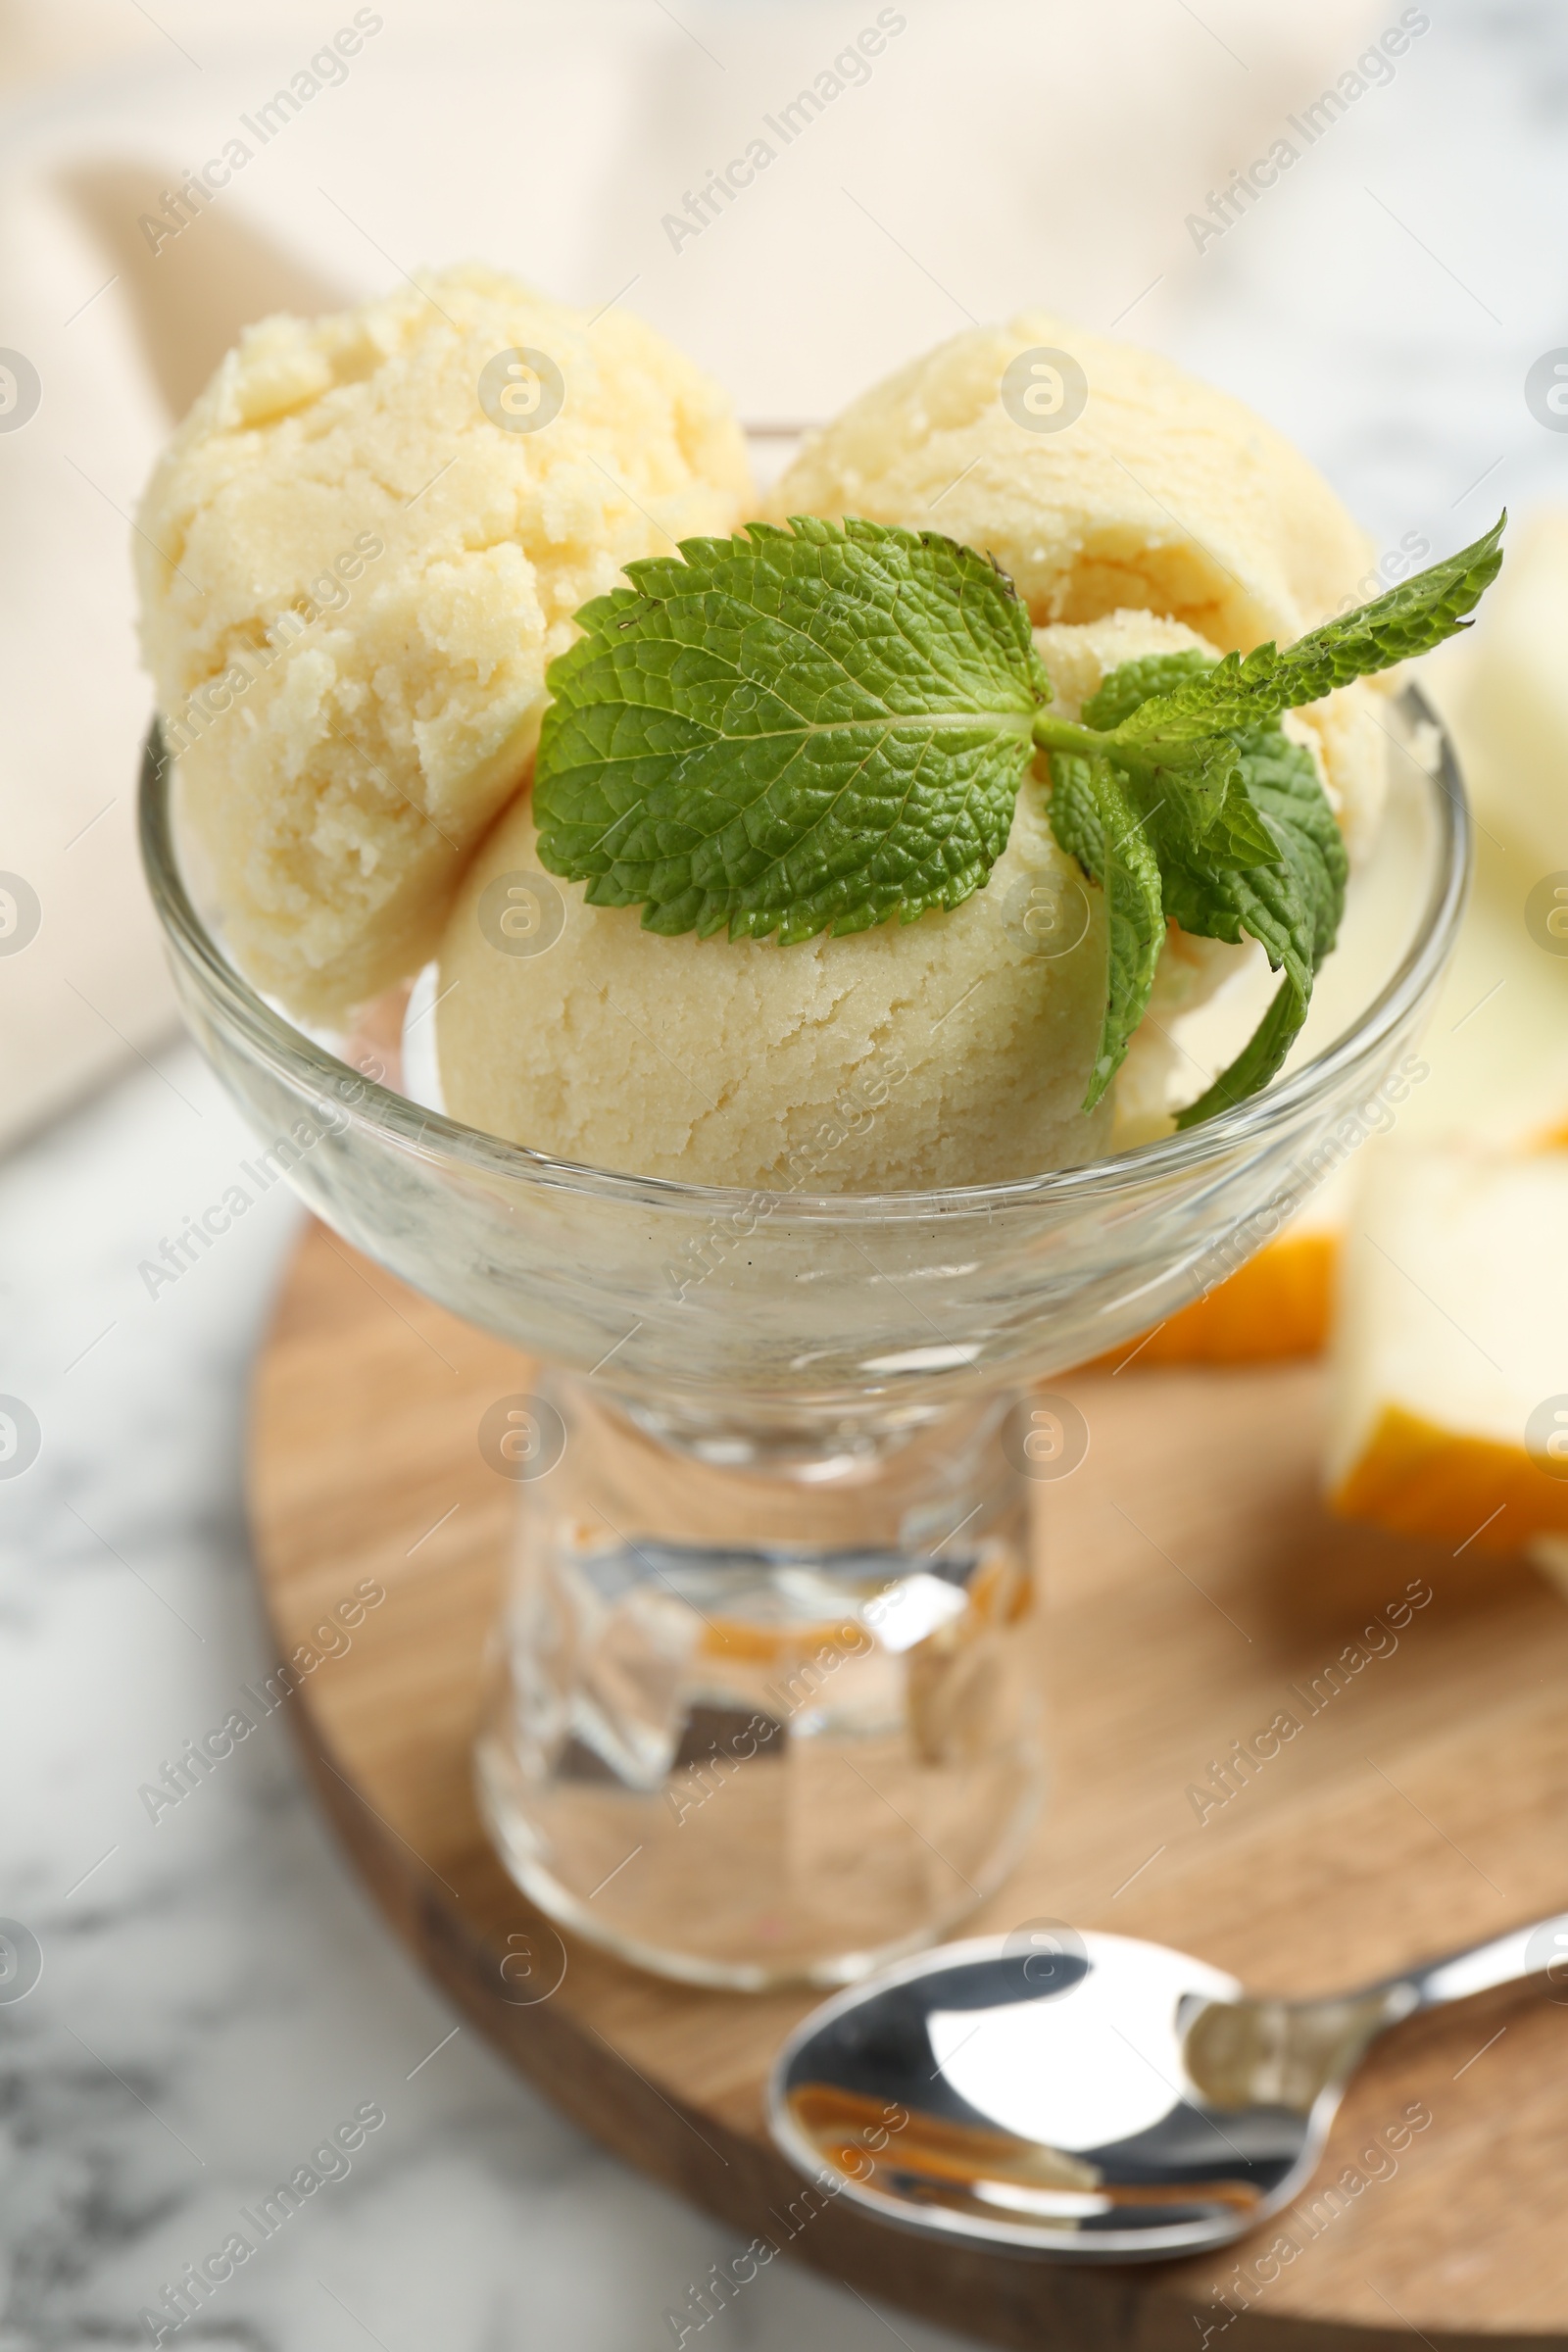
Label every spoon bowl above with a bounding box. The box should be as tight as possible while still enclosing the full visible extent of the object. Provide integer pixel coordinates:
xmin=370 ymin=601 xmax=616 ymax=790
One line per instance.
xmin=768 ymin=1913 xmax=1568 ymax=2259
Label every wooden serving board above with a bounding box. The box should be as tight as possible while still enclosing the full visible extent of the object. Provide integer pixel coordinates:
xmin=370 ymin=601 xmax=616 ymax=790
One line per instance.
xmin=250 ymin=1223 xmax=1568 ymax=2350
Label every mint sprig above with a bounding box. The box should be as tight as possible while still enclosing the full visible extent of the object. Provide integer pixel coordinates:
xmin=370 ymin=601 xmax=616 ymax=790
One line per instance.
xmin=532 ymin=512 xmax=1504 ymax=1129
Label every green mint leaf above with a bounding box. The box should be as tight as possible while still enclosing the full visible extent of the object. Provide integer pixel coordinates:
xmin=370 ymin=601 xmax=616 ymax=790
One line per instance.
xmin=532 ymin=516 xmax=1051 ymax=943
xmin=1080 ymin=651 xmax=1210 ymax=732
xmin=1175 ymin=972 xmax=1308 ymax=1128
xmin=1163 ymin=722 xmax=1345 ymax=1128
xmin=1045 ymin=750 xmax=1105 ymax=879
xmin=1054 ymin=651 xmax=1278 ymax=874
xmin=1050 ymin=661 xmax=1348 ymax=1123
xmin=1232 ymin=724 xmax=1347 ymax=969
xmin=1155 ymin=726 xmax=1342 ymax=989
xmin=1048 ymin=752 xmax=1165 ymax=1107
xmin=1109 ymin=513 xmax=1505 ymax=754
xmin=1159 ymin=736 xmax=1280 ymax=871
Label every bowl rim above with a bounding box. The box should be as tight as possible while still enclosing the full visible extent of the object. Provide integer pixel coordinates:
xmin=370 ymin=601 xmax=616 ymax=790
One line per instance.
xmin=138 ymin=681 xmax=1469 ymax=1223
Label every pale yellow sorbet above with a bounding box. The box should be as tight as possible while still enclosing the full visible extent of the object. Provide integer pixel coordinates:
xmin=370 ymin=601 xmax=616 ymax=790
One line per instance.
xmin=764 ymin=313 xmax=1388 ymax=860
xmin=136 ymin=265 xmax=752 ymax=1016
xmin=436 ymin=611 xmax=1253 ymax=1190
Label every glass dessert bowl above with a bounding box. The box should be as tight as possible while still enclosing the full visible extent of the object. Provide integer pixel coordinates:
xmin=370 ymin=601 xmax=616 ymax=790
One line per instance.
xmin=140 ymin=689 xmax=1468 ymax=1989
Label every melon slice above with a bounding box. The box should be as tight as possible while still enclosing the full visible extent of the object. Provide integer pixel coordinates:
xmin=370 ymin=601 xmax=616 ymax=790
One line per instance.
xmin=1448 ymin=508 xmax=1568 ymax=882
xmin=1325 ymin=1144 xmax=1568 ymax=1554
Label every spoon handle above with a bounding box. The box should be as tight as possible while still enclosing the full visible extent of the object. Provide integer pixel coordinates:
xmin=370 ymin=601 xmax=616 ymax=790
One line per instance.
xmin=1383 ymin=1909 xmax=1568 ymax=2011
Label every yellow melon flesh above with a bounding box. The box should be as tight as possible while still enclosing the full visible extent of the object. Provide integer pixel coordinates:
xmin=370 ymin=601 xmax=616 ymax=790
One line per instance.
xmin=1325 ymin=1146 xmax=1568 ymax=1554
xmin=1446 ymin=508 xmax=1568 ymax=885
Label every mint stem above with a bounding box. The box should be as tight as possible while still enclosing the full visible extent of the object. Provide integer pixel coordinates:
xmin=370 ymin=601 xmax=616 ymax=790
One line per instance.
xmin=1033 ymin=712 xmax=1117 ymax=759
xmin=1034 ymin=712 xmax=1172 ymax=785
xmin=1034 ymin=712 xmax=1188 ymax=783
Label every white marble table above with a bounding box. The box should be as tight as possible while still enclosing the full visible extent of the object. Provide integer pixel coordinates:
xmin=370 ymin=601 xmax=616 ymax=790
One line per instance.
xmin=0 ymin=1050 xmax=979 ymax=2351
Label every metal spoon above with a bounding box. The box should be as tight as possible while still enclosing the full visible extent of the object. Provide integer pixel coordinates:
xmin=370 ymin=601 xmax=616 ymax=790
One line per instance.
xmin=767 ymin=1914 xmax=1568 ymax=2260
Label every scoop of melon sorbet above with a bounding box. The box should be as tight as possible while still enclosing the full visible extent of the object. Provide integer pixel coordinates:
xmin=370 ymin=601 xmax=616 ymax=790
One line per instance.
xmin=135 ymin=264 xmax=753 ymax=1017
xmin=435 ymin=611 xmax=1265 ymax=1190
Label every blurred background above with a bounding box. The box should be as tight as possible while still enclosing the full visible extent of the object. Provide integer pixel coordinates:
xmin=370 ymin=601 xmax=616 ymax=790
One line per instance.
xmin=1 ymin=3 xmax=1565 ymax=2345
